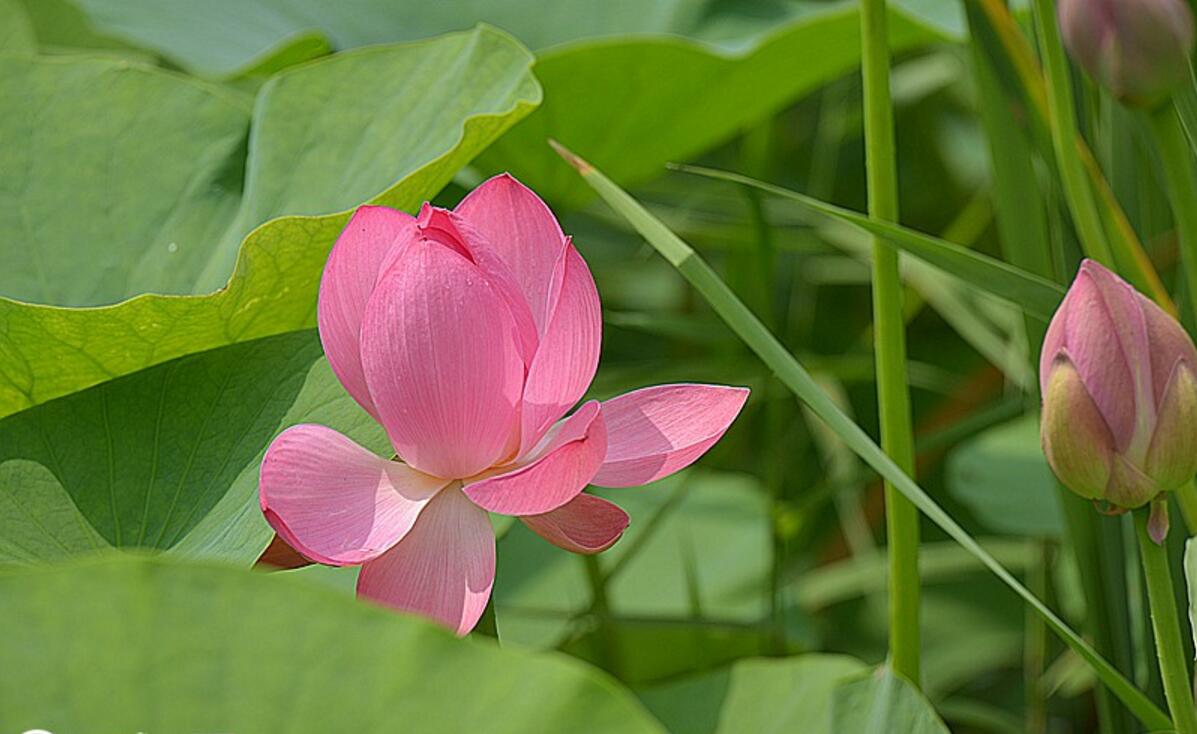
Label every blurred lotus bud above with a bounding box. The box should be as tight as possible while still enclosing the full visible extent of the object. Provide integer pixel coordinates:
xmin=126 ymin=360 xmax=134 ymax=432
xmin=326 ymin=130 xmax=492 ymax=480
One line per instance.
xmin=1058 ymin=0 xmax=1195 ymax=107
xmin=1040 ymin=260 xmax=1197 ymax=512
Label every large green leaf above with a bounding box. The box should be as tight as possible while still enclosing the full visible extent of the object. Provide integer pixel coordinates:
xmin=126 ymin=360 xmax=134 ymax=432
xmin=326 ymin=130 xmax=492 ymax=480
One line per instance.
xmin=70 ymin=0 xmax=708 ymax=75
xmin=0 ymin=554 xmax=665 ymax=733
xmin=638 ymin=654 xmax=867 ymax=734
xmin=0 ymin=0 xmax=35 ymax=53
xmin=14 ymin=0 xmax=148 ymax=57
xmin=477 ymin=6 xmax=944 ymax=206
xmin=0 ymin=330 xmax=389 ymax=564
xmin=556 ymin=143 xmax=1171 ymax=731
xmin=217 ymin=29 xmax=543 ymax=259
xmin=68 ymin=0 xmax=941 ymax=74
xmin=0 ymin=55 xmax=248 ymax=306
xmin=65 ymin=1 xmax=945 ymax=205
xmin=0 ymin=26 xmax=540 ymax=418
xmin=832 ymin=668 xmax=950 ymax=733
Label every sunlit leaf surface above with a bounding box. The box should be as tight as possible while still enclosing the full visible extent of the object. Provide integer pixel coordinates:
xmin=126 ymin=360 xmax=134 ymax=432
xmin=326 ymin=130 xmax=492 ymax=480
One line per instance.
xmin=0 ymin=555 xmax=666 ymax=733
xmin=0 ymin=26 xmax=540 ymax=418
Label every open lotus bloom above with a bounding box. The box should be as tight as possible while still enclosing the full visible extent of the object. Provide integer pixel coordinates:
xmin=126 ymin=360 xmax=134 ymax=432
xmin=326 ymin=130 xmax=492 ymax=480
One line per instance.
xmin=259 ymin=174 xmax=748 ymax=634
xmin=1040 ymin=260 xmax=1197 ymax=532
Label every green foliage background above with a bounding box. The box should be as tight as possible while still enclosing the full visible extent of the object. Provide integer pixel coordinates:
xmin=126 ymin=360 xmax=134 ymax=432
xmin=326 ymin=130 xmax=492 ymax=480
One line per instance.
xmin=3 ymin=0 xmax=1187 ymax=731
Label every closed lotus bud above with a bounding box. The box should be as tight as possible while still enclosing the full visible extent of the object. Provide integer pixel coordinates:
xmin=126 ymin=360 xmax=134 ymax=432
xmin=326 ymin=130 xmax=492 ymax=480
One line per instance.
xmin=1058 ymin=0 xmax=1195 ymax=107
xmin=1040 ymin=260 xmax=1197 ymax=511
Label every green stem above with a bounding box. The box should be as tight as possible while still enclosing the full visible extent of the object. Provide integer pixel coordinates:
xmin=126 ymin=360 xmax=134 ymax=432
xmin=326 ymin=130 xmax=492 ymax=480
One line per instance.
xmin=474 ymin=596 xmax=498 ymax=639
xmin=1031 ymin=0 xmax=1116 ymax=267
xmin=1135 ymin=510 xmax=1197 ymax=734
xmin=1149 ymin=105 xmax=1197 ymax=326
xmin=583 ymin=554 xmax=620 ymax=674
xmin=860 ymin=0 xmax=920 ymax=685
xmin=746 ymin=185 xmax=787 ymax=654
xmin=1177 ymin=480 xmax=1197 ymax=536
xmin=738 ymin=121 xmax=787 ymax=653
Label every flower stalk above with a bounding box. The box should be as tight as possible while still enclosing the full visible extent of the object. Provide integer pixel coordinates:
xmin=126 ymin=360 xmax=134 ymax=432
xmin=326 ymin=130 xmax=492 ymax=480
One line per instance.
xmin=860 ymin=0 xmax=921 ymax=685
xmin=1134 ymin=509 xmax=1197 ymax=734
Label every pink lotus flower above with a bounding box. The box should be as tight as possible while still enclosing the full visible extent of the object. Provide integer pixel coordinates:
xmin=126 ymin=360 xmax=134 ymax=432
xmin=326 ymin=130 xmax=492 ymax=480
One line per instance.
xmin=1040 ymin=260 xmax=1197 ymax=523
xmin=259 ymin=174 xmax=748 ymax=635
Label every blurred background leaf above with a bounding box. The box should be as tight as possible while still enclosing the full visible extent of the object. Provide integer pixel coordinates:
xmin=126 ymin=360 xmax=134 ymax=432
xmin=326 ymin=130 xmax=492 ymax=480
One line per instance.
xmin=945 ymin=414 xmax=1064 ymax=538
xmin=833 ymin=667 xmax=951 ymax=733
xmin=639 ymin=654 xmax=867 ymax=734
xmin=0 ymin=554 xmax=666 ymax=733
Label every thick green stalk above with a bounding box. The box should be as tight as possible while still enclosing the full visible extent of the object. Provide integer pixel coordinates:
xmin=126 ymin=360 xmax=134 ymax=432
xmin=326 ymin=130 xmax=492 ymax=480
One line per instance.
xmin=1134 ymin=512 xmax=1197 ymax=734
xmin=583 ymin=554 xmax=620 ymax=674
xmin=860 ymin=0 xmax=920 ymax=685
xmin=1178 ymin=480 xmax=1197 ymax=535
xmin=1149 ymin=105 xmax=1197 ymax=327
xmin=1031 ymin=0 xmax=1116 ymax=267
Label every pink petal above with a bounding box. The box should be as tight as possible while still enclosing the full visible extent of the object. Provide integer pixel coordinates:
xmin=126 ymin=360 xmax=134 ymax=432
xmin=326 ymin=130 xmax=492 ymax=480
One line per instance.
xmin=317 ymin=206 xmax=417 ymax=420
xmin=593 ymin=384 xmax=750 ymax=488
xmin=1061 ymin=262 xmax=1141 ymax=451
xmin=522 ymin=493 xmax=629 ymax=554
xmin=464 ymin=401 xmax=607 ymax=515
xmin=454 ymin=173 xmax=569 ymax=333
xmin=518 ymin=242 xmax=602 ymax=455
xmin=1083 ymin=260 xmax=1155 ymax=401
xmin=1146 ymin=359 xmax=1197 ymax=492
xmin=259 ymin=424 xmax=449 ymax=566
xmin=1039 ymin=286 xmax=1069 ymax=394
xmin=360 ymin=239 xmax=524 ymax=479
xmin=357 ymin=486 xmax=495 ymax=636
xmin=1041 ymin=351 xmax=1116 ymax=501
xmin=1142 ymin=296 xmax=1197 ymax=407
xmin=406 ymin=204 xmax=539 ymax=365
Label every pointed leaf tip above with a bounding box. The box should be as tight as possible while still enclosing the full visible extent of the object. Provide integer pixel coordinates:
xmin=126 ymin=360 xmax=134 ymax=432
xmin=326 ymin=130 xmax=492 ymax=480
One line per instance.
xmin=548 ymin=139 xmax=593 ymax=175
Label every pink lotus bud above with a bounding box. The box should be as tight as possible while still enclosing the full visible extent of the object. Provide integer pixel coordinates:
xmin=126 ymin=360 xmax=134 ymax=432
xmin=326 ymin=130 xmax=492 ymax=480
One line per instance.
xmin=1040 ymin=260 xmax=1197 ymax=511
xmin=1058 ymin=0 xmax=1195 ymax=107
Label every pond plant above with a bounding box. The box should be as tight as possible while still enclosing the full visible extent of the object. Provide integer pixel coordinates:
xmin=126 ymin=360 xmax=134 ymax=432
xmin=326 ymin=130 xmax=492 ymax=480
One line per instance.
xmin=4 ymin=0 xmax=1197 ymax=732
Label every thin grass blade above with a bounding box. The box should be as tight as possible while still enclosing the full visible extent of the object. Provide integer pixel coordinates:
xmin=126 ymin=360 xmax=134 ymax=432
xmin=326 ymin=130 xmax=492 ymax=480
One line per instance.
xmin=552 ymin=141 xmax=1171 ymax=732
